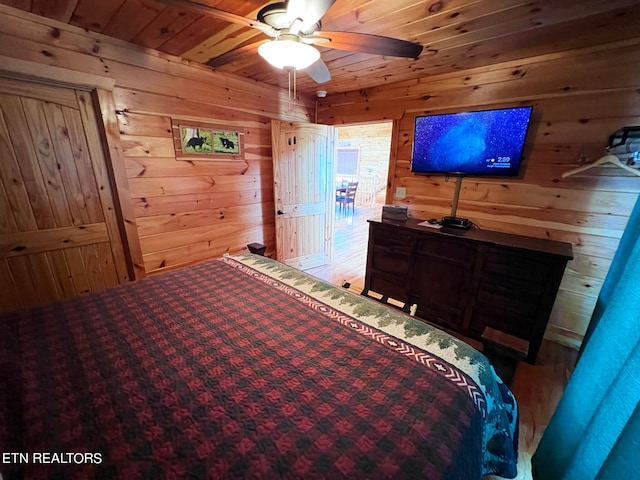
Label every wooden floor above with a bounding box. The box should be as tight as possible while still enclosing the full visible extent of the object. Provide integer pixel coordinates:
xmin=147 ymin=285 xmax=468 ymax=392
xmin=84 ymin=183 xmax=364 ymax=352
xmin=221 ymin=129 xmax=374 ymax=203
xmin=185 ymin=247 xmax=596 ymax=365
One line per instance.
xmin=304 ymin=201 xmax=579 ymax=480
xmin=304 ymin=201 xmax=379 ymax=293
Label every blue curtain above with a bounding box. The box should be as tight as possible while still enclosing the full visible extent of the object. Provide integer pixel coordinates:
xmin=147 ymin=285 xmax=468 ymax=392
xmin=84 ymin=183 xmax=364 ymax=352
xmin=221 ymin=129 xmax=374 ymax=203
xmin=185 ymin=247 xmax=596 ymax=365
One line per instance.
xmin=531 ymin=195 xmax=640 ymax=479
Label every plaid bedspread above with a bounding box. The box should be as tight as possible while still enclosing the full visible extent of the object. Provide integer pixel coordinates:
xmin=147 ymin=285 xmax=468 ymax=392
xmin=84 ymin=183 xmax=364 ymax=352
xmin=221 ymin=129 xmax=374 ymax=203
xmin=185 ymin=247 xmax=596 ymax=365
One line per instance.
xmin=0 ymin=254 xmax=517 ymax=479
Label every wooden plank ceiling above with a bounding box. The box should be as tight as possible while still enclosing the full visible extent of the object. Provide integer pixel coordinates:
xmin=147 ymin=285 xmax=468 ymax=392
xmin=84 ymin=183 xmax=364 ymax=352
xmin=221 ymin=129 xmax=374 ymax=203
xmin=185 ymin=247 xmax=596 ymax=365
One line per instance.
xmin=3 ymin=0 xmax=640 ymax=97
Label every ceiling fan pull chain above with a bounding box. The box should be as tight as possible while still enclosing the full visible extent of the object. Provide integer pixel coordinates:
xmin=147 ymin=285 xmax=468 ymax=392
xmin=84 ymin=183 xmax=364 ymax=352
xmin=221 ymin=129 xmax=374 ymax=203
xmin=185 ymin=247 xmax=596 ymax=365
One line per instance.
xmin=293 ymin=68 xmax=297 ymax=101
xmin=286 ymin=68 xmax=298 ymax=110
xmin=287 ymin=68 xmax=292 ymax=108
xmin=287 ymin=68 xmax=295 ymax=108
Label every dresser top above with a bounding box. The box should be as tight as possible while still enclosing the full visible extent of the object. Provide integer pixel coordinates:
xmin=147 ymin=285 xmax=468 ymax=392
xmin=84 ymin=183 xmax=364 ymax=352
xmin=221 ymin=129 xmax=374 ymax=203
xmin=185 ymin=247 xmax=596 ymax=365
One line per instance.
xmin=368 ymin=217 xmax=574 ymax=259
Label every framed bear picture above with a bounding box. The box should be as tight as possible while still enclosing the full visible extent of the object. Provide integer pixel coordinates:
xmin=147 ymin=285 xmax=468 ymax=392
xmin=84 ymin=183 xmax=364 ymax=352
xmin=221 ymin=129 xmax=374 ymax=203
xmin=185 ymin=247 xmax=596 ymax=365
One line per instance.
xmin=180 ymin=126 xmax=214 ymax=154
xmin=174 ymin=121 xmax=244 ymax=161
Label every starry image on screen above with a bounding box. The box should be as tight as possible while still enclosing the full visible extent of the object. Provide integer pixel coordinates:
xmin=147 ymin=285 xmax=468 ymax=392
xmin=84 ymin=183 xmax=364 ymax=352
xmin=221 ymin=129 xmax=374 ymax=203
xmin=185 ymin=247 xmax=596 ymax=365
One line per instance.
xmin=411 ymin=106 xmax=533 ymax=176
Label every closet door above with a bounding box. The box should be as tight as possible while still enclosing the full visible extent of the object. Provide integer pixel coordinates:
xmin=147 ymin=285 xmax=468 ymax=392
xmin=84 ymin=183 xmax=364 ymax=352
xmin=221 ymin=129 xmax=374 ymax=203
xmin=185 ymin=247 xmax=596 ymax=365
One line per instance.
xmin=0 ymin=77 xmax=130 ymax=313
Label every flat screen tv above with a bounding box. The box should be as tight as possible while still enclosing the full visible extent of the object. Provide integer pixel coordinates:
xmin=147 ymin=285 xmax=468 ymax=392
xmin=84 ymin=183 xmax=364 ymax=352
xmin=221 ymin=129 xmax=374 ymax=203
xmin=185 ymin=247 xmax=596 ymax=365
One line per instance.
xmin=411 ymin=106 xmax=533 ymax=176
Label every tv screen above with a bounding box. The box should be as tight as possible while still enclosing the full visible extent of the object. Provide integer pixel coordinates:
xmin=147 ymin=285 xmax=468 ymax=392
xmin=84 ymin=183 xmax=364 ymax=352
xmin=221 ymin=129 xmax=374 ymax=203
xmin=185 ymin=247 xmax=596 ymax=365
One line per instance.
xmin=411 ymin=106 xmax=533 ymax=176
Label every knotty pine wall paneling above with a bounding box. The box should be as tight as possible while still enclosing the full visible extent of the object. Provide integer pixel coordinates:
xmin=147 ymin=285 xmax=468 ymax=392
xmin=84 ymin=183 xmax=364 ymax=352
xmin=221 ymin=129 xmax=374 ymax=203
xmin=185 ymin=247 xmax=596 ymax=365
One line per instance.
xmin=122 ymin=113 xmax=276 ymax=273
xmin=0 ymin=4 xmax=313 ymax=278
xmin=318 ymin=38 xmax=640 ymax=349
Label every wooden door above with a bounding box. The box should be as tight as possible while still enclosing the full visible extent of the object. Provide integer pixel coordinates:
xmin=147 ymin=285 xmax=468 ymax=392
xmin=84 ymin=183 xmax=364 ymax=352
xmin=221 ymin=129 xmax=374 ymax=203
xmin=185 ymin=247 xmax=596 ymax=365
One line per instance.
xmin=272 ymin=121 xmax=334 ymax=270
xmin=0 ymin=77 xmax=130 ymax=313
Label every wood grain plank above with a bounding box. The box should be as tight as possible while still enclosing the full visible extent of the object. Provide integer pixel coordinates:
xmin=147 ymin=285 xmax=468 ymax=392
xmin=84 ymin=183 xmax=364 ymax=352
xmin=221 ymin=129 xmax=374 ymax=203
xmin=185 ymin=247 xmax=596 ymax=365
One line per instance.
xmin=159 ymin=13 xmax=223 ymax=57
xmin=135 ymin=203 xmax=268 ymax=237
xmin=61 ymin=103 xmax=105 ymax=224
xmin=96 ymin=241 xmax=120 ymax=287
xmin=0 ymin=258 xmax=21 ymax=313
xmin=0 ymin=98 xmax=38 ymax=231
xmin=132 ymin=4 xmax=200 ymax=49
xmin=6 ymin=255 xmax=39 ymax=308
xmin=393 ymin=172 xmax=638 ymax=216
xmin=102 ymin=0 xmax=165 ymax=42
xmin=128 ymin=173 xmax=272 ymax=198
xmin=0 ymin=223 xmax=109 ymax=258
xmin=112 ymin=88 xmax=268 ymax=126
xmin=548 ymin=289 xmax=598 ymax=333
xmin=139 ymin=218 xmax=273 ymax=254
xmin=47 ymin=249 xmax=77 ymax=299
xmin=565 ymin=252 xmax=613 ymax=280
xmin=42 ymin=100 xmax=91 ymax=225
xmin=20 ymin=96 xmax=73 ymax=227
xmin=69 ymin=0 xmax=124 ymax=32
xmin=142 ymin=223 xmax=273 ymax=273
xmin=0 ymin=93 xmax=56 ymax=229
xmin=125 ymin=156 xmax=251 ymax=178
xmin=132 ymin=188 xmax=274 ymax=217
xmin=0 ymin=76 xmax=78 ymax=108
xmin=120 ymin=135 xmax=176 ymax=157
xmin=559 ymin=269 xmax=603 ymax=299
xmin=63 ymin=246 xmax=91 ymax=295
xmin=80 ymin=243 xmax=107 ymax=292
xmin=116 ymin=111 xmax=173 ymax=137
xmin=26 ymin=251 xmax=61 ymax=304
xmin=413 ymin=0 xmax=632 ymax=49
xmin=31 ymin=0 xmax=78 ymax=23
xmin=0 ymin=171 xmax=19 ymax=234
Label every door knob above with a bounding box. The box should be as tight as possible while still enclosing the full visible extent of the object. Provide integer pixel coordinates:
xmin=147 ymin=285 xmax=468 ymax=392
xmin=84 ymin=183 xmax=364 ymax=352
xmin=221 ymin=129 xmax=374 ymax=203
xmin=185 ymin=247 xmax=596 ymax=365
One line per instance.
xmin=277 ymin=210 xmax=284 ymax=215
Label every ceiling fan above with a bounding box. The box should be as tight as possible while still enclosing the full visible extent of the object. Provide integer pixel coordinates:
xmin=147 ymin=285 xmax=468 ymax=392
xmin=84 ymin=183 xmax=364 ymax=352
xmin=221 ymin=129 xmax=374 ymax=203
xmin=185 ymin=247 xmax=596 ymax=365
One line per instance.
xmin=157 ymin=0 xmax=424 ymax=84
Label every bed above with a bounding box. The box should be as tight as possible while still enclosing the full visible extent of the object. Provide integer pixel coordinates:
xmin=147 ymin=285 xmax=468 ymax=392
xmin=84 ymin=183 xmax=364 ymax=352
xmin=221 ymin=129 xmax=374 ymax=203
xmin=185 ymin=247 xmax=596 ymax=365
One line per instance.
xmin=0 ymin=254 xmax=518 ymax=479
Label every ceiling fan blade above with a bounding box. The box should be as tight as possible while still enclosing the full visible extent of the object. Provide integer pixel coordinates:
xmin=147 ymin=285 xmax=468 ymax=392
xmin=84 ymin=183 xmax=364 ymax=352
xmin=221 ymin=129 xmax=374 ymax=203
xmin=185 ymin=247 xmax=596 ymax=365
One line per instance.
xmin=304 ymin=59 xmax=331 ymax=84
xmin=207 ymin=40 xmax=269 ymax=68
xmin=312 ymin=31 xmax=423 ymax=58
xmin=287 ymin=0 xmax=336 ymax=33
xmin=154 ymin=0 xmax=277 ymax=37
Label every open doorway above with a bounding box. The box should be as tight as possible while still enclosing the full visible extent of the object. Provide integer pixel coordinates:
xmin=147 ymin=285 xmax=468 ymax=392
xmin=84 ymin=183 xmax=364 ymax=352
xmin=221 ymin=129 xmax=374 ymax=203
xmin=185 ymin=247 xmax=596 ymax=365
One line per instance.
xmin=304 ymin=121 xmax=393 ymax=291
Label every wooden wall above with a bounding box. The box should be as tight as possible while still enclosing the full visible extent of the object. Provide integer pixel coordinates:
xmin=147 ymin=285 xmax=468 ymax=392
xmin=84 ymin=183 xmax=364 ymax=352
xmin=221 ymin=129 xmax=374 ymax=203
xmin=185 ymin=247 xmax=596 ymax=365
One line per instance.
xmin=0 ymin=5 xmax=312 ymax=278
xmin=318 ymin=39 xmax=640 ymax=348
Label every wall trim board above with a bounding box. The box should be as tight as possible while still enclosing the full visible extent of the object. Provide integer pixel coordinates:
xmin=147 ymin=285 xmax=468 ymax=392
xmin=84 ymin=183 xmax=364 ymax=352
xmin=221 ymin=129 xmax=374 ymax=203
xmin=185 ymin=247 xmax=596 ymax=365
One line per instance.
xmin=96 ymin=88 xmax=146 ymax=280
xmin=0 ymin=55 xmax=116 ymax=91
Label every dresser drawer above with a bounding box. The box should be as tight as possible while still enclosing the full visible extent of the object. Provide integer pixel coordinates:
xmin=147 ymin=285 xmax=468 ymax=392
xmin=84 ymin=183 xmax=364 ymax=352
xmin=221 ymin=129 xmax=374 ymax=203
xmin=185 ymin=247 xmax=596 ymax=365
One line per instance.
xmin=372 ymin=225 xmax=413 ymax=254
xmin=417 ymin=236 xmax=476 ymax=264
xmin=371 ymin=251 xmax=411 ymax=275
xmin=481 ymin=249 xmax=551 ymax=285
xmin=368 ymin=274 xmax=410 ymax=303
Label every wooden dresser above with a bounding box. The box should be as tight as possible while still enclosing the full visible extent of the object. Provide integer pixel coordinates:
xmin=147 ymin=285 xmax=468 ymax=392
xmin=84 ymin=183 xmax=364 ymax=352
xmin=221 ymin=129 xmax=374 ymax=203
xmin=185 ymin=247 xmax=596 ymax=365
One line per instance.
xmin=364 ymin=218 xmax=573 ymax=363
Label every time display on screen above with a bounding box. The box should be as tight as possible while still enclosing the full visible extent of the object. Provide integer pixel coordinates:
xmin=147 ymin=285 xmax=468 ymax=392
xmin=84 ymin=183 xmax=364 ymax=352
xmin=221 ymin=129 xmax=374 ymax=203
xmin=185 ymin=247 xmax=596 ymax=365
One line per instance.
xmin=486 ymin=156 xmax=512 ymax=168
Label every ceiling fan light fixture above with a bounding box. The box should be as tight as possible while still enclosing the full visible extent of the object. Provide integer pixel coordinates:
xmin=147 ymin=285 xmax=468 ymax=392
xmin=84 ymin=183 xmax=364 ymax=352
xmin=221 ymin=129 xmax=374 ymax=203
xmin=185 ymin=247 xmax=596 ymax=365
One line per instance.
xmin=258 ymin=36 xmax=320 ymax=70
